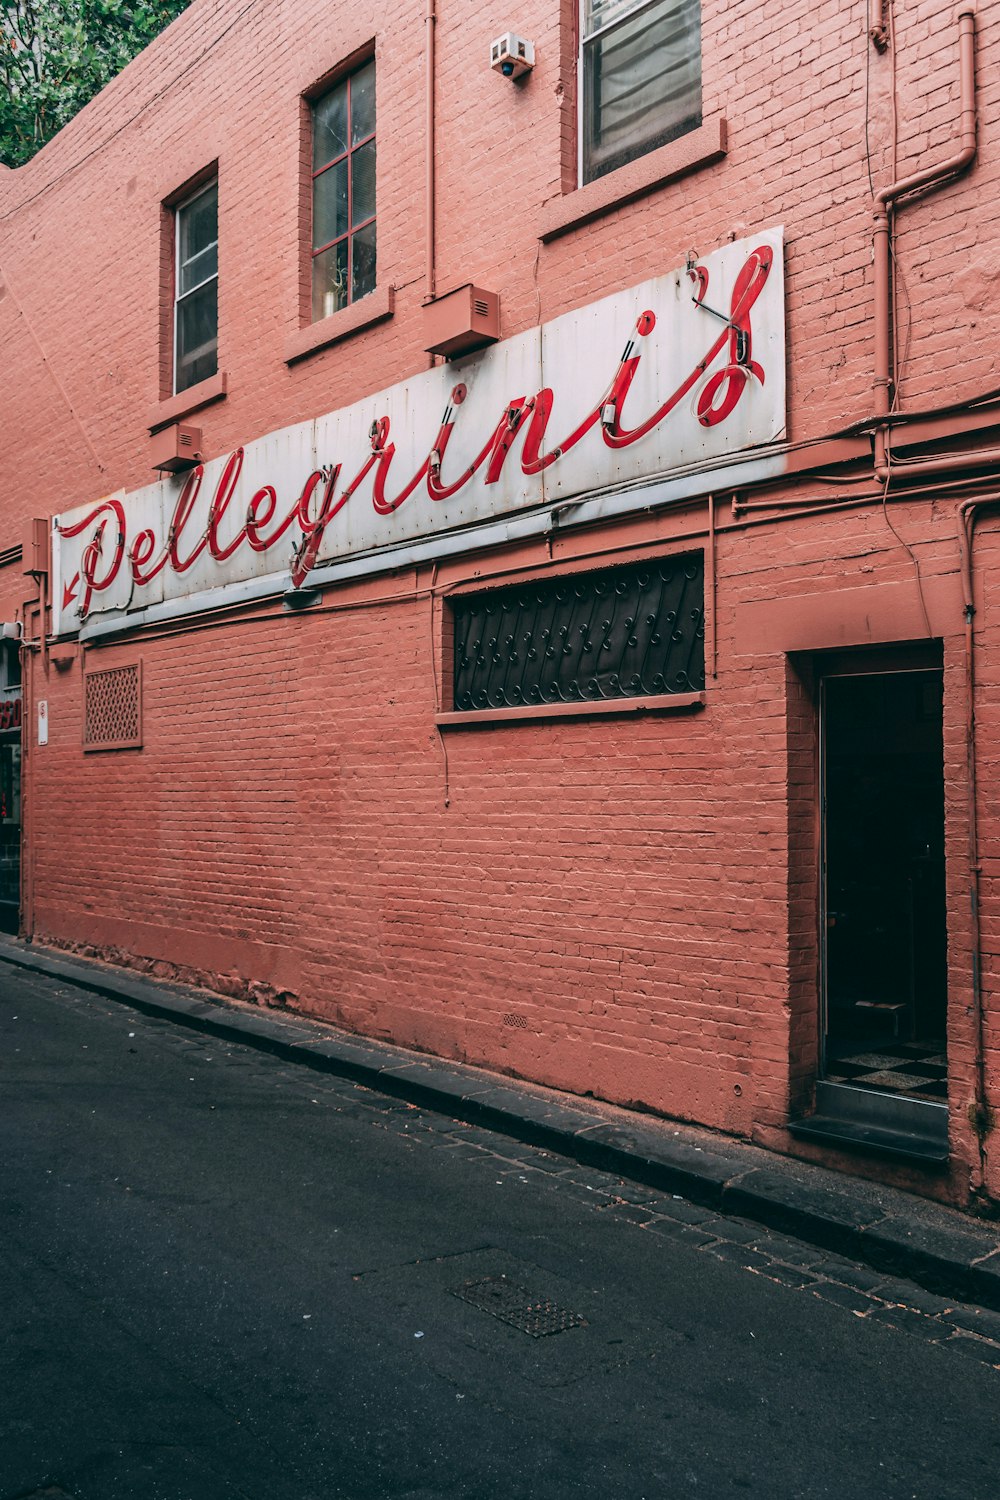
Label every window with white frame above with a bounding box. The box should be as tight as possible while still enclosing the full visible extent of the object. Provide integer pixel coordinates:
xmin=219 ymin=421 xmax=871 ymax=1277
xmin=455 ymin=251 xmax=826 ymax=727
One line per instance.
xmin=580 ymin=0 xmax=701 ymax=184
xmin=174 ymin=179 xmax=218 ymax=394
xmin=311 ymin=59 xmax=376 ymax=321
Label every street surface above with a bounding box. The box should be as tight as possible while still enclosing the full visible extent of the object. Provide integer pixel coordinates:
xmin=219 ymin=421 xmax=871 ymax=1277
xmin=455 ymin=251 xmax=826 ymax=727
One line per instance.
xmin=3 ymin=966 xmax=1000 ymax=1500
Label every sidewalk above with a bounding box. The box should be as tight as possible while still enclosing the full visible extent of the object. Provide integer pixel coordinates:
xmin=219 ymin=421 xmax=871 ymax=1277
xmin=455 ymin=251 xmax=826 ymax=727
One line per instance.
xmin=4 ymin=932 xmax=1000 ymax=1312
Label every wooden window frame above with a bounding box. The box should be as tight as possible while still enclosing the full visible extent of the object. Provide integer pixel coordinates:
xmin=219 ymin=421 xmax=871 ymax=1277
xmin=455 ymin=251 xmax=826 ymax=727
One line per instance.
xmin=309 ymin=59 xmax=376 ymax=323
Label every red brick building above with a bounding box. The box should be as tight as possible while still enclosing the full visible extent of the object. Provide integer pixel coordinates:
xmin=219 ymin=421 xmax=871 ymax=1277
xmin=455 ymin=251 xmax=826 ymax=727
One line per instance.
xmin=1 ymin=0 xmax=998 ymax=1204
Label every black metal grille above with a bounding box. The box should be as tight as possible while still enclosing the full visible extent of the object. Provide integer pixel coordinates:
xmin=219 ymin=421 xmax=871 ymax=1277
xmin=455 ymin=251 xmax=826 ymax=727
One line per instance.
xmin=452 ymin=553 xmax=704 ymax=712
xmin=450 ymin=1274 xmax=587 ymax=1337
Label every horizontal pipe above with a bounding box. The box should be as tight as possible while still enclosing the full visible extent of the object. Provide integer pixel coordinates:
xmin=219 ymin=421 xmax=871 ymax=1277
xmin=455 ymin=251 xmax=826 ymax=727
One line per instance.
xmin=876 ymin=444 xmax=1000 ymax=484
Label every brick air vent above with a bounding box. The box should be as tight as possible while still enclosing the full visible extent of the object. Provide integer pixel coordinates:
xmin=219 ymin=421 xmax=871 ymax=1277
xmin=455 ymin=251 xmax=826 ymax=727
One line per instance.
xmin=83 ymin=662 xmax=143 ymax=751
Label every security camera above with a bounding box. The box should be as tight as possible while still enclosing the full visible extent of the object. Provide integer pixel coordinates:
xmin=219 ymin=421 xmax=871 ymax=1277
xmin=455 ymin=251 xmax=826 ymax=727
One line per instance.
xmin=490 ymin=33 xmax=535 ymax=80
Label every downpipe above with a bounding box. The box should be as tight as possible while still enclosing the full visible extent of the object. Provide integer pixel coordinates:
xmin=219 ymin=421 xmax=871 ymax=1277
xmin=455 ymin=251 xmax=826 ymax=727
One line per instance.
xmin=873 ymin=6 xmax=977 ymax=477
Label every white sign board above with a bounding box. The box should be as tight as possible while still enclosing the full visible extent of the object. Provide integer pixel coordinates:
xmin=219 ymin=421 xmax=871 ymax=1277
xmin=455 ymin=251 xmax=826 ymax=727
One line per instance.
xmin=52 ymin=229 xmax=785 ymax=636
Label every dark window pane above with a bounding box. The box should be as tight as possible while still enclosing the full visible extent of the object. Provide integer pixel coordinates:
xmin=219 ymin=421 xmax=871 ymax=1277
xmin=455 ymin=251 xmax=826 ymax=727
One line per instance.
xmin=312 ymin=239 xmax=349 ymax=321
xmin=313 ymin=158 xmax=348 ymax=249
xmin=351 ymin=60 xmax=375 ymax=143
xmin=313 ymin=81 xmax=348 ymax=168
xmin=583 ymin=0 xmax=701 ymax=183
xmin=352 ymin=139 xmax=376 ymax=226
xmin=179 ymin=241 xmax=217 ymax=296
xmin=178 ymin=182 xmax=217 ymax=264
xmin=309 ymin=63 xmax=375 ymax=323
xmin=175 ymin=279 xmax=218 ymax=392
xmin=452 ymin=554 xmax=705 ymax=711
xmin=351 ymin=220 xmax=376 ymax=302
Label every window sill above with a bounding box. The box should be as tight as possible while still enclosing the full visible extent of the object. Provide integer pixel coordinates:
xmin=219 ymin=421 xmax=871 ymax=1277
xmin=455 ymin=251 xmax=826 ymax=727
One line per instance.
xmin=284 ymin=285 xmax=395 ymax=365
xmin=538 ymin=117 xmax=727 ymax=244
xmin=436 ymin=692 xmax=704 ymax=728
xmin=148 ymin=371 xmax=228 ymax=434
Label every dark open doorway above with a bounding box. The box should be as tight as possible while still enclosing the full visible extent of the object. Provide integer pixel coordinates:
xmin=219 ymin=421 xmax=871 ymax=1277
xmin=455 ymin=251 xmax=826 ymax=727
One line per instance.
xmin=822 ymin=667 xmax=947 ymax=1088
xmin=793 ymin=658 xmax=949 ymax=1163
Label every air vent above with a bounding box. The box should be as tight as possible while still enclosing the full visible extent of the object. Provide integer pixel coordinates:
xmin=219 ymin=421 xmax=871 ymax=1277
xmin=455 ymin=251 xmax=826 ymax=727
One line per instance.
xmin=83 ymin=662 xmax=143 ymax=751
xmin=423 ymin=284 xmax=500 ymax=359
xmin=150 ymin=422 xmax=203 ymax=473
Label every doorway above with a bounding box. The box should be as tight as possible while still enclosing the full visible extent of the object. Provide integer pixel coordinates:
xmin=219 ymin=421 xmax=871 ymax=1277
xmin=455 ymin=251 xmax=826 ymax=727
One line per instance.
xmin=821 ymin=665 xmax=947 ymax=1105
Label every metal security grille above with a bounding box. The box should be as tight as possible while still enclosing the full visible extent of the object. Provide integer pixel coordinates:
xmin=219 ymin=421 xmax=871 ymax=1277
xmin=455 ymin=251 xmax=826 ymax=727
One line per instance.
xmin=83 ymin=662 xmax=142 ymax=751
xmin=452 ymin=552 xmax=704 ymax=712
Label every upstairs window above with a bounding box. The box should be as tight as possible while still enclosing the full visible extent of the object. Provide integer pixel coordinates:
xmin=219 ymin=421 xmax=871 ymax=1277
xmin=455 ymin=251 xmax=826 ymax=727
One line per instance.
xmin=580 ymin=0 xmax=701 ymax=184
xmin=174 ymin=179 xmax=218 ymax=394
xmin=311 ymin=60 xmax=376 ymax=321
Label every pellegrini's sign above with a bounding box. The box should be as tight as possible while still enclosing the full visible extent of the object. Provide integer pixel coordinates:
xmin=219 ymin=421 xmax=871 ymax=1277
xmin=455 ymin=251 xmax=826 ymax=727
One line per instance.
xmin=52 ymin=229 xmax=785 ymax=636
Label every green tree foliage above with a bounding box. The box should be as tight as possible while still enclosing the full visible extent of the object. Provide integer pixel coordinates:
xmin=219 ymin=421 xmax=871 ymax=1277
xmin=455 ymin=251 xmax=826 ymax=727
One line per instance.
xmin=0 ymin=1 xmax=191 ymax=167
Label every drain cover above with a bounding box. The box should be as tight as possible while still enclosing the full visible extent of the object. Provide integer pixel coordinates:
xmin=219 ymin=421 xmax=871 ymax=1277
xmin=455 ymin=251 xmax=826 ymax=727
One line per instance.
xmin=450 ymin=1274 xmax=588 ymax=1338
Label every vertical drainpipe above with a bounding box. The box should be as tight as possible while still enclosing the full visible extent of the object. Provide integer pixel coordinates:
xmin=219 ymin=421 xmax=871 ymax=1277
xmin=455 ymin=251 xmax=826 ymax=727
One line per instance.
xmin=426 ymin=0 xmax=437 ymax=308
xmin=957 ymin=498 xmax=1000 ymax=1179
xmin=869 ymin=11 xmax=983 ymax=1182
xmin=867 ymin=9 xmax=986 ymax=1184
xmin=872 ymin=6 xmax=977 ymax=474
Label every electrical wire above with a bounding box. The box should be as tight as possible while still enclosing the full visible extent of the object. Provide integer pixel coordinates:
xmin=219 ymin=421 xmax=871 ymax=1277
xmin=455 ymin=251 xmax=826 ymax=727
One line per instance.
xmin=879 ymin=466 xmax=933 ymax=636
xmin=0 ymin=251 xmax=106 ymax=474
xmin=0 ymin=0 xmax=263 ymax=224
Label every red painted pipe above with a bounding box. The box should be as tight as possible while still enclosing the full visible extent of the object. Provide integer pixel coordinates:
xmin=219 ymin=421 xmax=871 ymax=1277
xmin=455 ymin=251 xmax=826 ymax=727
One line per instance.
xmin=425 ymin=0 xmax=437 ymax=305
xmin=873 ymin=7 xmax=977 ymax=474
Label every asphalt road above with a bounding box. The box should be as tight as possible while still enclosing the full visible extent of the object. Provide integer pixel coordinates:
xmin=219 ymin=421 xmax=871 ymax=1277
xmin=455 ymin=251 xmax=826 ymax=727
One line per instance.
xmin=3 ymin=966 xmax=1000 ymax=1500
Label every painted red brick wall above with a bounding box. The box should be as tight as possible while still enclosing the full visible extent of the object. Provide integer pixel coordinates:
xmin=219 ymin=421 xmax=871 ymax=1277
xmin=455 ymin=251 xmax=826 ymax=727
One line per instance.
xmin=2 ymin=0 xmax=1000 ymax=1202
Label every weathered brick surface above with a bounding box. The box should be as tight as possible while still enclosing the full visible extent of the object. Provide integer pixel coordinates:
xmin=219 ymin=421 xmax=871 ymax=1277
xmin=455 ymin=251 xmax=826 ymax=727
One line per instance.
xmin=2 ymin=0 xmax=1000 ymax=1202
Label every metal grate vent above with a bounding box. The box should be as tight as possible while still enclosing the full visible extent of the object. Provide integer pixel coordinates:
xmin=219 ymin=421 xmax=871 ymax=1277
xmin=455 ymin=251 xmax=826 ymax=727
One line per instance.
xmin=450 ymin=1274 xmax=587 ymax=1337
xmin=83 ymin=662 xmax=142 ymax=752
xmin=473 ymin=298 xmax=490 ymax=317
xmin=452 ymin=552 xmax=704 ymax=711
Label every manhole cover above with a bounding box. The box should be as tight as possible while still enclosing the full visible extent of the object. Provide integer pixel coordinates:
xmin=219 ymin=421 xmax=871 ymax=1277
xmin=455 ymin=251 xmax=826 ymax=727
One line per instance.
xmin=450 ymin=1274 xmax=588 ymax=1338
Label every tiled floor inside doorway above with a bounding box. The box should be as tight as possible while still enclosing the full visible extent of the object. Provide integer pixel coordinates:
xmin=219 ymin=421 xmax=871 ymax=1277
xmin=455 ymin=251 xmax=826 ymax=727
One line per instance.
xmin=825 ymin=1042 xmax=947 ymax=1102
